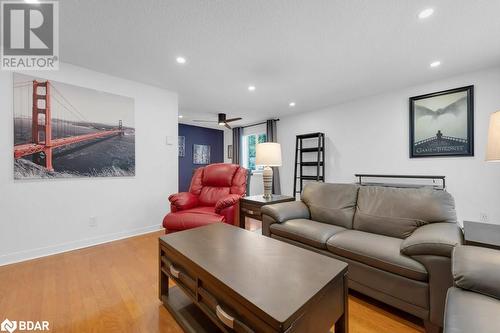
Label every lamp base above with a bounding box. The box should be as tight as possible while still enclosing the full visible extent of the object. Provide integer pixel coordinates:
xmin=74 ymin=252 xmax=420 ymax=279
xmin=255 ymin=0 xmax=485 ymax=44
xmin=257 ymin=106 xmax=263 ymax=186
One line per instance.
xmin=262 ymin=166 xmax=273 ymax=199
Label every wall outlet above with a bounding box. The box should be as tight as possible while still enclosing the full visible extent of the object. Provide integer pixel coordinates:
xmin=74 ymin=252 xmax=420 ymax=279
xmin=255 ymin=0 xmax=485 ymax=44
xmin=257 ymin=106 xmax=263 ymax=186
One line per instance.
xmin=89 ymin=216 xmax=98 ymax=227
xmin=479 ymin=212 xmax=489 ymax=223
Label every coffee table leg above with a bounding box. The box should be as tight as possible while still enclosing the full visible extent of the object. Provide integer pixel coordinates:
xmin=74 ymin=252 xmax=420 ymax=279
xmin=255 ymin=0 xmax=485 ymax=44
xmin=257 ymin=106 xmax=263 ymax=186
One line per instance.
xmin=159 ymin=245 xmax=169 ymax=301
xmin=334 ymin=274 xmax=348 ymax=333
xmin=237 ymin=201 xmax=245 ymax=229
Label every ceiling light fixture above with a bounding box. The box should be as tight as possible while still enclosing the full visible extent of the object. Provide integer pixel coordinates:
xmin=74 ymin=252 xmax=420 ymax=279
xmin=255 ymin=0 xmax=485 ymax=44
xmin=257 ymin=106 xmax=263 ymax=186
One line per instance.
xmin=248 ymin=85 xmax=256 ymax=92
xmin=289 ymin=102 xmax=296 ymax=107
xmin=176 ymin=56 xmax=186 ymax=64
xmin=24 ymin=0 xmax=40 ymax=3
xmin=418 ymin=8 xmax=434 ymax=19
xmin=430 ymin=61 xmax=441 ymax=68
xmin=178 ymin=115 xmax=183 ymax=118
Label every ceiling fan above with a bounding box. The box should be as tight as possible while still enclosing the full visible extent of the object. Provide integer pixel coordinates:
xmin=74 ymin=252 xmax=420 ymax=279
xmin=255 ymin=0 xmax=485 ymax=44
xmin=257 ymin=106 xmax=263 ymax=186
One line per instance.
xmin=193 ymin=113 xmax=242 ymax=129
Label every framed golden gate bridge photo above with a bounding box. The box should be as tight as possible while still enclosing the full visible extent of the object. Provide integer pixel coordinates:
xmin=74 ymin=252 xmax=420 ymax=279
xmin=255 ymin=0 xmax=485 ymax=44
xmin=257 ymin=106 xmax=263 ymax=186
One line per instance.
xmin=409 ymin=85 xmax=474 ymax=158
xmin=13 ymin=73 xmax=135 ymax=179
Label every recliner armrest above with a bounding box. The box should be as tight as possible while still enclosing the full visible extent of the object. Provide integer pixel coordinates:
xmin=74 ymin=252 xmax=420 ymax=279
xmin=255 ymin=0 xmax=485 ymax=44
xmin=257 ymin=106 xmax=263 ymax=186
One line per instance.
xmin=261 ymin=201 xmax=309 ymax=224
xmin=214 ymin=194 xmax=241 ymax=214
xmin=453 ymin=245 xmax=500 ymax=300
xmin=168 ymin=192 xmax=199 ymax=211
xmin=401 ymin=222 xmax=463 ymax=257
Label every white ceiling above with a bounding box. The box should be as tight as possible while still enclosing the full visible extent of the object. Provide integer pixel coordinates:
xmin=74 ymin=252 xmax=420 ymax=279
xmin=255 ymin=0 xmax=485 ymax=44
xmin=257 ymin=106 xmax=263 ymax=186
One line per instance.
xmin=60 ymin=0 xmax=500 ymax=126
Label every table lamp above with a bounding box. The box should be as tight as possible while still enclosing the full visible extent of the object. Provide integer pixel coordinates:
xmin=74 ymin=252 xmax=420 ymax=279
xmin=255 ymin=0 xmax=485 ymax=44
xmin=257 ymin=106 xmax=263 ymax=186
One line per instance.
xmin=256 ymin=142 xmax=282 ymax=199
xmin=486 ymin=111 xmax=500 ymax=161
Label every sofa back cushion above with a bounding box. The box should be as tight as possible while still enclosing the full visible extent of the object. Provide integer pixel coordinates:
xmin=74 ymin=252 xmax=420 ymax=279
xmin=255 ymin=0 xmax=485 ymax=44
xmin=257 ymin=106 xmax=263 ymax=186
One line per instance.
xmin=353 ymin=186 xmax=457 ymax=239
xmin=189 ymin=163 xmax=247 ymax=205
xmin=302 ymin=182 xmax=359 ymax=228
xmin=203 ymin=163 xmax=239 ymax=187
xmin=230 ymin=166 xmax=247 ymax=195
xmin=199 ymin=186 xmax=231 ymax=206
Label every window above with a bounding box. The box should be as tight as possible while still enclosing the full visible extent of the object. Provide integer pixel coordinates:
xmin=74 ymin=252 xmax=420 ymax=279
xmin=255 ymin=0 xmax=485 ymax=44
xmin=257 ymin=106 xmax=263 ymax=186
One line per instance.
xmin=242 ymin=132 xmax=267 ymax=172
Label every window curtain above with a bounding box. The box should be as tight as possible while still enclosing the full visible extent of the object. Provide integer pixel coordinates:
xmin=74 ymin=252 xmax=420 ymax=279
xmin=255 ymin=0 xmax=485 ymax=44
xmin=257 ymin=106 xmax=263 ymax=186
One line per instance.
xmin=266 ymin=119 xmax=281 ymax=194
xmin=232 ymin=126 xmax=243 ymax=165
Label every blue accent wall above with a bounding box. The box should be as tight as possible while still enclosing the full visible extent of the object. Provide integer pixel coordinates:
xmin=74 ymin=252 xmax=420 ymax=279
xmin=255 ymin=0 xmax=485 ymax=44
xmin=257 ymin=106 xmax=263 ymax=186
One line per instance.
xmin=178 ymin=124 xmax=224 ymax=192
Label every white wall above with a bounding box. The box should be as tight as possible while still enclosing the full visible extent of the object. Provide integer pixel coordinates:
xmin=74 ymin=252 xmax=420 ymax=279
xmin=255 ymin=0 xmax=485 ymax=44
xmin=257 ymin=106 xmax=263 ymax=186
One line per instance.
xmin=0 ymin=63 xmax=178 ymax=265
xmin=278 ymin=66 xmax=500 ymax=224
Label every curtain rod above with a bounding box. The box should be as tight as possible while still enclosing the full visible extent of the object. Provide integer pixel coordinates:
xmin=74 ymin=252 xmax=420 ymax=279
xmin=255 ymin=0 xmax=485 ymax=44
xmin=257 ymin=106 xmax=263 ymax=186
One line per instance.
xmin=241 ymin=119 xmax=280 ymax=129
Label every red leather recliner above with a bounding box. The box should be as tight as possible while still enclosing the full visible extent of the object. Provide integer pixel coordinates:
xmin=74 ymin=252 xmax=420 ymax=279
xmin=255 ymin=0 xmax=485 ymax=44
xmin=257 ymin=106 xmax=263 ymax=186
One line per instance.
xmin=163 ymin=163 xmax=247 ymax=233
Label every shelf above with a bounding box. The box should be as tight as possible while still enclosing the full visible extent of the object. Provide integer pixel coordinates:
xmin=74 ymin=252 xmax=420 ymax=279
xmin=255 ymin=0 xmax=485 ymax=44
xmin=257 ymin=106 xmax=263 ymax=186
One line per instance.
xmin=296 ymin=132 xmax=324 ymax=139
xmin=161 ymin=286 xmax=222 ymax=333
xmin=299 ymin=162 xmax=324 ymax=166
xmin=294 ymin=132 xmax=326 ymax=197
xmin=301 ymin=147 xmax=323 ymax=153
xmin=298 ymin=176 xmax=324 ymax=180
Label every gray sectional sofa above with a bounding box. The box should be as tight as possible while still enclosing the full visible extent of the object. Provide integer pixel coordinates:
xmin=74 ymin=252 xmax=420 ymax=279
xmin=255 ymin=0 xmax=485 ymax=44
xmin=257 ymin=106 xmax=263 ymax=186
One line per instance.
xmin=261 ymin=182 xmax=464 ymax=332
xmin=444 ymin=245 xmax=500 ymax=333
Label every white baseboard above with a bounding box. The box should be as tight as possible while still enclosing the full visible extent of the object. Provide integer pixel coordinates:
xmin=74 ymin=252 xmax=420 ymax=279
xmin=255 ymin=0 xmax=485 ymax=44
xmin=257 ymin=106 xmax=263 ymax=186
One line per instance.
xmin=0 ymin=224 xmax=163 ymax=266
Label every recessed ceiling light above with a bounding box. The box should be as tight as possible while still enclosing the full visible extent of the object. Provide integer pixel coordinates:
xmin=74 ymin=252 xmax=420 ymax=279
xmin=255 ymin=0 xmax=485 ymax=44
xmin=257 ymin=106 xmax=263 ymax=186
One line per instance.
xmin=289 ymin=102 xmax=296 ymax=107
xmin=24 ymin=0 xmax=39 ymax=3
xmin=248 ymin=85 xmax=256 ymax=92
xmin=418 ymin=8 xmax=434 ymax=19
xmin=430 ymin=61 xmax=441 ymax=68
xmin=176 ymin=56 xmax=186 ymax=64
xmin=178 ymin=115 xmax=183 ymax=118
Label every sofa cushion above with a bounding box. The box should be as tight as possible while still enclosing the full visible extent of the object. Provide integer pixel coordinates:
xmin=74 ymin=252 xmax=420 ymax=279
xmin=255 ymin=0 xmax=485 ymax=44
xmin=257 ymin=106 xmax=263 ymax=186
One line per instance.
xmin=163 ymin=206 xmax=224 ymax=231
xmin=444 ymin=287 xmax=500 ymax=333
xmin=230 ymin=166 xmax=248 ymax=195
xmin=353 ymin=186 xmax=457 ymax=239
xmin=270 ymin=219 xmax=346 ymax=249
xmin=203 ymin=163 xmax=239 ymax=187
xmin=452 ymin=246 xmax=500 ymax=300
xmin=199 ymin=186 xmax=231 ymax=206
xmin=326 ymin=230 xmax=428 ymax=281
xmin=301 ymin=182 xmax=359 ymax=228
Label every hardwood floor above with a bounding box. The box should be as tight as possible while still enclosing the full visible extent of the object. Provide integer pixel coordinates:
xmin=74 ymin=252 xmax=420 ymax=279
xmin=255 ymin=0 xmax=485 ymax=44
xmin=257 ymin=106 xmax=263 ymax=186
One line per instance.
xmin=0 ymin=231 xmax=424 ymax=333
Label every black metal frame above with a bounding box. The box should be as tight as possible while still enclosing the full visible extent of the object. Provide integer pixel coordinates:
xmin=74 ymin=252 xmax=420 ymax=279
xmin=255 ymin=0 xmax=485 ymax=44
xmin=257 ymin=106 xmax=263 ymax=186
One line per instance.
xmin=355 ymin=174 xmax=446 ymax=190
xmin=293 ymin=133 xmax=325 ymax=197
xmin=409 ymin=85 xmax=474 ymax=158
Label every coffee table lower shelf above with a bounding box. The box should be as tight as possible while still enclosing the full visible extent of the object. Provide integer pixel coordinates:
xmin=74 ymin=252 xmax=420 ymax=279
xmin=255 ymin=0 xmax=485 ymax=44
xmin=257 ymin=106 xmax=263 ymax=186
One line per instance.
xmin=161 ymin=286 xmax=222 ymax=333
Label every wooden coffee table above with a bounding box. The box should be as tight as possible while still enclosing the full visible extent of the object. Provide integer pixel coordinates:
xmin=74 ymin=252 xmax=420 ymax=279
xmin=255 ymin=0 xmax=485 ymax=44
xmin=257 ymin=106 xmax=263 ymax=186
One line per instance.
xmin=159 ymin=223 xmax=348 ymax=333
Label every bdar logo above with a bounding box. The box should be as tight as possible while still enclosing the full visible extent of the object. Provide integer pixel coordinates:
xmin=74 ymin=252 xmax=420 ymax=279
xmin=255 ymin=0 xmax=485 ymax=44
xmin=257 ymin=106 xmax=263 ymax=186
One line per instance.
xmin=0 ymin=319 xmax=17 ymax=333
xmin=1 ymin=1 xmax=59 ymax=70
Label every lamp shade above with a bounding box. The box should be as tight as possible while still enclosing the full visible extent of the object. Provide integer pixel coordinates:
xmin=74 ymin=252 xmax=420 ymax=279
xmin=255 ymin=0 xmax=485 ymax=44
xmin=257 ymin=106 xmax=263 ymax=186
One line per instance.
xmin=486 ymin=111 xmax=500 ymax=161
xmin=256 ymin=142 xmax=282 ymax=166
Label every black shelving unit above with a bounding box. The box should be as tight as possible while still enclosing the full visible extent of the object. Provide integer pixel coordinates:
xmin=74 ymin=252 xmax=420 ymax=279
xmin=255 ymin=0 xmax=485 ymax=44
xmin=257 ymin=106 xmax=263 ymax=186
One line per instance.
xmin=293 ymin=132 xmax=325 ymax=197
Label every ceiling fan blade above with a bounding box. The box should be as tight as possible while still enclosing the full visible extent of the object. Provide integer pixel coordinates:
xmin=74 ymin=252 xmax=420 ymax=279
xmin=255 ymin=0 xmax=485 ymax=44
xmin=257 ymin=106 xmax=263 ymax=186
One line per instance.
xmin=224 ymin=123 xmax=232 ymax=130
xmin=225 ymin=117 xmax=242 ymax=123
xmin=192 ymin=119 xmax=217 ymax=123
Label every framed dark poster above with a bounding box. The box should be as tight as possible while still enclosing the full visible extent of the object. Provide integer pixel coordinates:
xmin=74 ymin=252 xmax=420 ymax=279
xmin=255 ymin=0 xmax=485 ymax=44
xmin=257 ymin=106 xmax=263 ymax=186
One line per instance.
xmin=409 ymin=85 xmax=474 ymax=158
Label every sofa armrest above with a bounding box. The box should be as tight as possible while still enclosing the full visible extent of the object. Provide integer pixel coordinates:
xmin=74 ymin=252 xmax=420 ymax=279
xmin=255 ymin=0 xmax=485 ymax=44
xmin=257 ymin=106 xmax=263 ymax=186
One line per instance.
xmin=401 ymin=222 xmax=464 ymax=257
xmin=168 ymin=192 xmax=199 ymax=211
xmin=215 ymin=194 xmax=241 ymax=214
xmin=261 ymin=201 xmax=310 ymax=224
xmin=453 ymin=245 xmax=500 ymax=300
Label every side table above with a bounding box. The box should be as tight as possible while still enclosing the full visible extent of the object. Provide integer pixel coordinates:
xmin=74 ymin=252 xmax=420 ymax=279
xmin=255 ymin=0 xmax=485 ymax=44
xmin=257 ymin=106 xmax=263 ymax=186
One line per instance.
xmin=237 ymin=195 xmax=295 ymax=229
xmin=463 ymin=220 xmax=500 ymax=250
